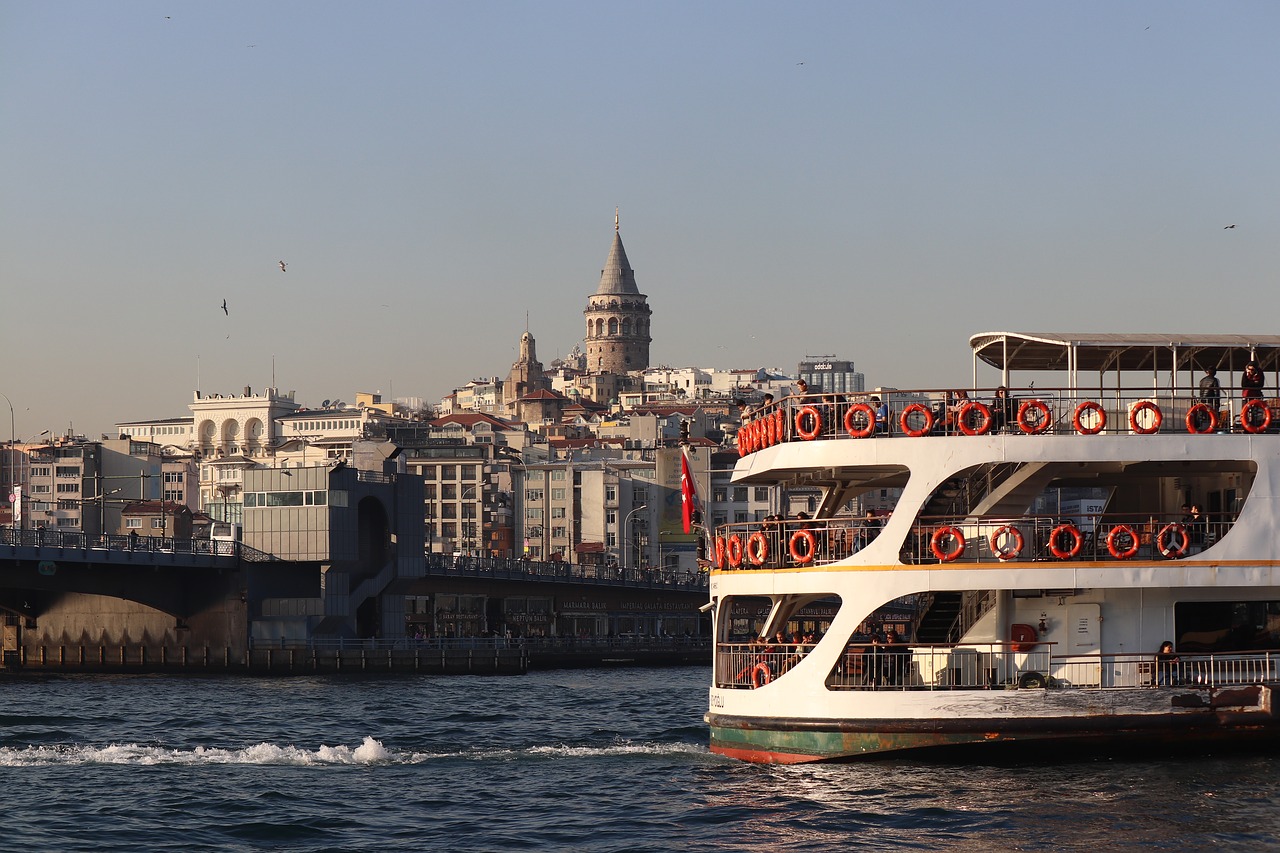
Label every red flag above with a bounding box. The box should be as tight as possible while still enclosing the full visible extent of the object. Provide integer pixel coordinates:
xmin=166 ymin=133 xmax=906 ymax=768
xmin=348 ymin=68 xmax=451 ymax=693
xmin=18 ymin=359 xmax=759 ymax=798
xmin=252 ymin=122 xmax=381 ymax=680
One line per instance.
xmin=681 ymin=450 xmax=699 ymax=534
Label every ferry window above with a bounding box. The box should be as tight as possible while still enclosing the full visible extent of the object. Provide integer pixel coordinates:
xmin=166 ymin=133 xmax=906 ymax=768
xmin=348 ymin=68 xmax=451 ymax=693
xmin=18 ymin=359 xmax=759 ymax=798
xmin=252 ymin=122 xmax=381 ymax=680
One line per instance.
xmin=1175 ymin=601 xmax=1280 ymax=652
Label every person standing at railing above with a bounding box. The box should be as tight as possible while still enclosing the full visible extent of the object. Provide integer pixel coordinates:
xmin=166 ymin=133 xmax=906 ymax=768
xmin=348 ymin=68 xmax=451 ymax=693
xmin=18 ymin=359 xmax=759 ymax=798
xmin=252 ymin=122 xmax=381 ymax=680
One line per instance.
xmin=1199 ymin=367 xmax=1222 ymax=413
xmin=1157 ymin=640 xmax=1181 ymax=686
xmin=989 ymin=386 xmax=1013 ymax=433
xmin=1242 ymin=362 xmax=1265 ymax=400
xmin=857 ymin=509 xmax=882 ymax=552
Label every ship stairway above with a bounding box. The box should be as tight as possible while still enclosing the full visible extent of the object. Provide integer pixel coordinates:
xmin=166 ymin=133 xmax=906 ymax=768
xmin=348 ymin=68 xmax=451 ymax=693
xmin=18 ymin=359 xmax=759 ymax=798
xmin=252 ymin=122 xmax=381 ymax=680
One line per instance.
xmin=913 ymin=592 xmax=963 ymax=644
xmin=919 ymin=462 xmax=1022 ymax=519
xmin=968 ymin=462 xmax=1055 ymax=519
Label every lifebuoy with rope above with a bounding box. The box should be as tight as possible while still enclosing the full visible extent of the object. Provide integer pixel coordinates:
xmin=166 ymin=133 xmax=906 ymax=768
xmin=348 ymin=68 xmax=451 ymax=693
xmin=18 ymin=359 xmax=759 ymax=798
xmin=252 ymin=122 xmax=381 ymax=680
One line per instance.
xmin=794 ymin=406 xmax=823 ymax=441
xmin=750 ymin=661 xmax=773 ymax=688
xmin=789 ymin=529 xmax=817 ymax=564
xmin=1072 ymin=401 xmax=1106 ymax=435
xmin=1048 ymin=523 xmax=1083 ymax=559
xmin=930 ymin=526 xmax=965 ymax=562
xmin=844 ymin=403 xmax=876 ymax=438
xmin=899 ymin=403 xmax=936 ymax=437
xmin=1107 ymin=524 xmax=1140 ymax=560
xmin=1241 ymin=399 xmax=1272 ymax=434
xmin=1129 ymin=401 xmax=1163 ymax=434
xmin=957 ymin=401 xmax=993 ymax=436
xmin=989 ymin=525 xmax=1024 ymax=561
xmin=1017 ymin=399 xmax=1052 ymax=434
xmin=1157 ymin=523 xmax=1190 ymax=559
xmin=713 ymin=536 xmax=726 ymax=570
xmin=1185 ymin=403 xmax=1217 ymax=435
xmin=726 ymin=534 xmax=744 ymax=568
xmin=746 ymin=531 xmax=769 ymax=566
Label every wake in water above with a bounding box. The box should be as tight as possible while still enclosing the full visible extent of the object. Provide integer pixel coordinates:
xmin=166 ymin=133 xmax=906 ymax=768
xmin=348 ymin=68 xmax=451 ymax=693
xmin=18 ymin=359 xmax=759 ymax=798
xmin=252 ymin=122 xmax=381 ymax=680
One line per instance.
xmin=0 ymin=735 xmax=393 ymax=767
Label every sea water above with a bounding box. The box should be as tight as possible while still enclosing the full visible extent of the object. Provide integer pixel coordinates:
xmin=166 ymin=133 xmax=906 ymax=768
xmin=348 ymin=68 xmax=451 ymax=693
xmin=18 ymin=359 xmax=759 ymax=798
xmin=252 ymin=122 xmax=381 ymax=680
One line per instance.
xmin=3 ymin=667 xmax=1278 ymax=851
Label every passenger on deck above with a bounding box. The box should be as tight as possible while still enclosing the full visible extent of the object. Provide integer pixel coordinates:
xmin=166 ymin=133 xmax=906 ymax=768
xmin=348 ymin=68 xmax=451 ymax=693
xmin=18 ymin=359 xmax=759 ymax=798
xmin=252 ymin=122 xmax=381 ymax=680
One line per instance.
xmin=871 ymin=396 xmax=890 ymax=434
xmin=857 ymin=509 xmax=882 ymax=551
xmin=947 ymin=389 xmax=970 ymax=434
xmin=1157 ymin=640 xmax=1181 ymax=686
xmin=879 ymin=627 xmax=908 ymax=686
xmin=989 ymin=386 xmax=1014 ymax=433
xmin=1199 ymin=367 xmax=1222 ymax=412
xmin=1242 ymin=362 xmax=1265 ymax=399
xmin=1188 ymin=504 xmax=1208 ymax=553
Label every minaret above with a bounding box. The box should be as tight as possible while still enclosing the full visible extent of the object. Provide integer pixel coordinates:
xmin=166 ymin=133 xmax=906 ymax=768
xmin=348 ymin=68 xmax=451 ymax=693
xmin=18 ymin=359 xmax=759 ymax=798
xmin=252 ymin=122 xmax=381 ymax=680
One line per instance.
xmin=504 ymin=330 xmax=550 ymax=413
xmin=583 ymin=210 xmax=652 ymax=374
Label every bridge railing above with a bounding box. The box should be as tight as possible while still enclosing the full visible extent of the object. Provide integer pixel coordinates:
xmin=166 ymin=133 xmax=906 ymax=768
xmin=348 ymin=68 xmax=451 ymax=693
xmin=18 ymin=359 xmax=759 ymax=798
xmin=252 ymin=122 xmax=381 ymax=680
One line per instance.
xmin=423 ymin=553 xmax=708 ymax=590
xmin=0 ymin=525 xmax=244 ymax=558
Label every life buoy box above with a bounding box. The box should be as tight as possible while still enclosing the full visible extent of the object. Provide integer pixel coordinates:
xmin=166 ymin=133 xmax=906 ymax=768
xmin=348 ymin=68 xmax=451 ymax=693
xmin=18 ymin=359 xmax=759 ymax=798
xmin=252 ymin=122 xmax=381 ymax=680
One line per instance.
xmin=726 ymin=534 xmax=744 ymax=568
xmin=844 ymin=403 xmax=876 ymax=438
xmin=1157 ymin=522 xmax=1189 ymax=559
xmin=1010 ymin=623 xmax=1038 ymax=652
xmin=1072 ymin=401 xmax=1106 ymax=435
xmin=957 ymin=401 xmax=993 ymax=436
xmin=746 ymin=531 xmax=769 ymax=566
xmin=930 ymin=526 xmax=965 ymax=562
xmin=900 ymin=403 xmax=935 ymax=437
xmin=788 ymin=529 xmax=817 ymax=564
xmin=989 ymin=525 xmax=1024 ymax=561
xmin=1185 ymin=403 xmax=1217 ymax=435
xmin=1017 ymin=399 xmax=1052 ymax=434
xmin=795 ymin=406 xmax=822 ymax=440
xmin=1129 ymin=401 xmax=1163 ymax=434
xmin=1048 ymin=523 xmax=1083 ymax=559
xmin=1241 ymin=399 xmax=1272 ymax=434
xmin=1107 ymin=524 xmax=1140 ymax=560
xmin=751 ymin=661 xmax=773 ymax=688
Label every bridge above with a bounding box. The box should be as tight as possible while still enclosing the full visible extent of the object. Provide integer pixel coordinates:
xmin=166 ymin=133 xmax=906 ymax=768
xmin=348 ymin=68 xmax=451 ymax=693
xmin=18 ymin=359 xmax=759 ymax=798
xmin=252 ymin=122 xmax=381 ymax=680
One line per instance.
xmin=0 ymin=525 xmax=271 ymax=570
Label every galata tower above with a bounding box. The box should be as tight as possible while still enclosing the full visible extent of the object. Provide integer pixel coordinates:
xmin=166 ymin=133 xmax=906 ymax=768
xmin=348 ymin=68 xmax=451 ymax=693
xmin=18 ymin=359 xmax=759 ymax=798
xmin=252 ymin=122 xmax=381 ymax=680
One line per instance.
xmin=583 ymin=211 xmax=651 ymax=374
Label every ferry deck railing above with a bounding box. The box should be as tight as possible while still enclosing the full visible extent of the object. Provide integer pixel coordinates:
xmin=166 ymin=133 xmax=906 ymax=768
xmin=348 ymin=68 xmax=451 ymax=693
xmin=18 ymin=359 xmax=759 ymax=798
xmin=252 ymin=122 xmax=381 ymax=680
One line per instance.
xmin=715 ymin=642 xmax=1280 ymax=692
xmin=712 ymin=511 xmax=1229 ymax=570
xmin=737 ymin=386 xmax=1280 ymax=452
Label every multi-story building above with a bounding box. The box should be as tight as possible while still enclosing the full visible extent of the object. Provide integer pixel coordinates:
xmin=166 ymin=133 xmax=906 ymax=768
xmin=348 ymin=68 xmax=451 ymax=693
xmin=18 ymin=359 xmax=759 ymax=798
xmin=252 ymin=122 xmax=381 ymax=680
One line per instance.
xmin=23 ymin=438 xmax=162 ymax=533
xmin=796 ymin=356 xmax=866 ymax=396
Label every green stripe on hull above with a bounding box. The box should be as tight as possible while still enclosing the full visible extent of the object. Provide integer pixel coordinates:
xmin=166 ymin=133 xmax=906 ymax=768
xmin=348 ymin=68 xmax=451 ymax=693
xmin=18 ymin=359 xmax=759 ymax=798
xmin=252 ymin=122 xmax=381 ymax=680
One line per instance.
xmin=709 ymin=723 xmax=997 ymax=763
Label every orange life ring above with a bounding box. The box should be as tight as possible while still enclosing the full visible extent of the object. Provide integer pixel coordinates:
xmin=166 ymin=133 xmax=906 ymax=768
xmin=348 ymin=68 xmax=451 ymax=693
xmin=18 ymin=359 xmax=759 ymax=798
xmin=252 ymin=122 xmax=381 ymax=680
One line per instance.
xmin=1048 ymin=523 xmax=1083 ymax=559
xmin=1157 ymin=523 xmax=1189 ymax=559
xmin=1072 ymin=401 xmax=1106 ymax=435
xmin=1241 ymin=399 xmax=1272 ymax=433
xmin=957 ymin=401 xmax=993 ymax=436
xmin=930 ymin=526 xmax=965 ymax=562
xmin=1107 ymin=524 xmax=1140 ymax=560
xmin=1017 ymin=399 xmax=1052 ymax=434
xmin=844 ymin=403 xmax=876 ymax=438
xmin=751 ymin=661 xmax=773 ymax=688
xmin=789 ymin=529 xmax=817 ymax=564
xmin=1010 ymin=623 xmax=1039 ymax=653
xmin=746 ymin=531 xmax=769 ymax=566
xmin=1129 ymin=401 xmax=1163 ymax=434
xmin=1185 ymin=403 xmax=1218 ymax=435
xmin=713 ymin=536 xmax=726 ymax=570
xmin=899 ymin=403 xmax=935 ymax=437
xmin=989 ymin=525 xmax=1024 ymax=561
xmin=794 ymin=406 xmax=822 ymax=441
xmin=726 ymin=534 xmax=744 ymax=568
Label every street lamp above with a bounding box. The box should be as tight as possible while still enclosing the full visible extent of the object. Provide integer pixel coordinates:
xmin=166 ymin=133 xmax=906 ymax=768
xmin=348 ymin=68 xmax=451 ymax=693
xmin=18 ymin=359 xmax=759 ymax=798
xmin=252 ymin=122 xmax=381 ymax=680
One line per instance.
xmin=624 ymin=504 xmax=648 ymax=569
xmin=460 ymin=484 xmax=478 ymax=556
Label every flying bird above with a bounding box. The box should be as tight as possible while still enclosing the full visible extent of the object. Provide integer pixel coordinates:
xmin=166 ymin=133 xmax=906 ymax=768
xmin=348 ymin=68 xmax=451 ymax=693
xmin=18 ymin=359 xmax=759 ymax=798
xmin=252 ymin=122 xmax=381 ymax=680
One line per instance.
xmin=221 ymin=299 xmax=228 ymax=315
xmin=1224 ymin=224 xmax=1236 ymax=229
xmin=279 ymin=260 xmax=287 ymax=272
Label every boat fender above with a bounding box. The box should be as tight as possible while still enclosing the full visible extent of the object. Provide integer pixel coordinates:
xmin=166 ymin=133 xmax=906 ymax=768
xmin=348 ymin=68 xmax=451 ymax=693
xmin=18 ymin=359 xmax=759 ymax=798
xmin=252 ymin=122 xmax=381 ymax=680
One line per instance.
xmin=1072 ymin=401 xmax=1106 ymax=435
xmin=726 ymin=534 xmax=745 ymax=568
xmin=751 ymin=662 xmax=773 ymax=688
xmin=899 ymin=403 xmax=935 ymax=437
xmin=1185 ymin=403 xmax=1218 ymax=435
xmin=1048 ymin=523 xmax=1083 ymax=559
xmin=1017 ymin=399 xmax=1052 ymax=434
xmin=930 ymin=526 xmax=965 ymax=562
xmin=1010 ymin=623 xmax=1038 ymax=653
xmin=1241 ymin=399 xmax=1272 ymax=434
xmin=1017 ymin=671 xmax=1047 ymax=689
xmin=957 ymin=400 xmax=993 ymax=436
xmin=789 ymin=529 xmax=817 ymax=564
xmin=844 ymin=403 xmax=877 ymax=438
xmin=746 ymin=531 xmax=769 ymax=566
xmin=989 ymin=525 xmax=1024 ymax=561
xmin=1129 ymin=400 xmax=1163 ymax=434
xmin=1157 ymin=522 xmax=1190 ymax=559
xmin=1107 ymin=524 xmax=1140 ymax=560
xmin=794 ymin=406 xmax=823 ymax=441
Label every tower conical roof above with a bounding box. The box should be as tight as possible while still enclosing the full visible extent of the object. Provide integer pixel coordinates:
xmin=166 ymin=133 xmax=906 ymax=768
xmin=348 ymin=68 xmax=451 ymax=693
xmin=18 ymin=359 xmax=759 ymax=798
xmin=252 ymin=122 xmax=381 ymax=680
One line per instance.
xmin=595 ymin=232 xmax=639 ymax=296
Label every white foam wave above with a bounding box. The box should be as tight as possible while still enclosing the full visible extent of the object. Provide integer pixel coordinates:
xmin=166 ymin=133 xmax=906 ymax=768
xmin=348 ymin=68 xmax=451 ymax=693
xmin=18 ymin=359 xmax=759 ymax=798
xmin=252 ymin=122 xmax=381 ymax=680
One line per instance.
xmin=0 ymin=736 xmax=395 ymax=767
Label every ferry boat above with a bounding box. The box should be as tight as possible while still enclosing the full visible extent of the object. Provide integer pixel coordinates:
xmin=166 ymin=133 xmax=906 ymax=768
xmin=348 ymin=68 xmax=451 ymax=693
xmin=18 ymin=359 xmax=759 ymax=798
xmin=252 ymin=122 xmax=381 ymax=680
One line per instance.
xmin=705 ymin=332 xmax=1280 ymax=762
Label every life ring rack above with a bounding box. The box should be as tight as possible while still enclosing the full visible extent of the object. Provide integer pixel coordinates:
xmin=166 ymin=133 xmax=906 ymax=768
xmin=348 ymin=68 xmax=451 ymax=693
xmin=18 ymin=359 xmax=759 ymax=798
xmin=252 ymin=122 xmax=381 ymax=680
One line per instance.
xmin=930 ymin=526 xmax=965 ymax=562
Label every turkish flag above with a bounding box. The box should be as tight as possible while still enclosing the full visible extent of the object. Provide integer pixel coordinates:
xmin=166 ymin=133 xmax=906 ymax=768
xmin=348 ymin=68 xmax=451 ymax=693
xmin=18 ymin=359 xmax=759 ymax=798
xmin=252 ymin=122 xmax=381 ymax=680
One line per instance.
xmin=681 ymin=450 xmax=698 ymax=534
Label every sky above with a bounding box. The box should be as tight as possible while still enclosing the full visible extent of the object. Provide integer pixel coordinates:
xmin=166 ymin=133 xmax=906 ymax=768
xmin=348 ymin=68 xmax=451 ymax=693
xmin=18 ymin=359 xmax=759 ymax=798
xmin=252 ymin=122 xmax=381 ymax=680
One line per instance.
xmin=4 ymin=2 xmax=1280 ymax=439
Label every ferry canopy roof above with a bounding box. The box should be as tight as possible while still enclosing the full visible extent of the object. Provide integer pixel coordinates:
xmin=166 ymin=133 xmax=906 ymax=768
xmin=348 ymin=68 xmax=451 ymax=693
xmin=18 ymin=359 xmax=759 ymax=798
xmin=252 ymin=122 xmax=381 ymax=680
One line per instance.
xmin=970 ymin=332 xmax=1280 ymax=381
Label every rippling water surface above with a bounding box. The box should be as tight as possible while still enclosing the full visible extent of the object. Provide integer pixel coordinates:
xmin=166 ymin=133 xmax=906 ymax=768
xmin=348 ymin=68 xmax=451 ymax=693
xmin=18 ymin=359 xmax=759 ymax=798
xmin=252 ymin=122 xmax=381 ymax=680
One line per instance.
xmin=3 ymin=667 xmax=1280 ymax=851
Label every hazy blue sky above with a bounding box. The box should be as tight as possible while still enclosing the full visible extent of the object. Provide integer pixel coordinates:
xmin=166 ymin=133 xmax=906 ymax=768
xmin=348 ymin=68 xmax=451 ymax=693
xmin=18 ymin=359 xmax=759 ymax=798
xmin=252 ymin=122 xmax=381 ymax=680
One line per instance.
xmin=4 ymin=2 xmax=1279 ymax=438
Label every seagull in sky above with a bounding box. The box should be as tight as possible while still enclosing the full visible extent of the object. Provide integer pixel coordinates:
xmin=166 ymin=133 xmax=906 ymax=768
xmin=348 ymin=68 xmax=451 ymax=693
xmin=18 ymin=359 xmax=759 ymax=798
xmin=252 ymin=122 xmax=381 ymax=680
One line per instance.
xmin=221 ymin=299 xmax=228 ymax=315
xmin=1224 ymin=224 xmax=1236 ymax=229
xmin=279 ymin=260 xmax=287 ymax=272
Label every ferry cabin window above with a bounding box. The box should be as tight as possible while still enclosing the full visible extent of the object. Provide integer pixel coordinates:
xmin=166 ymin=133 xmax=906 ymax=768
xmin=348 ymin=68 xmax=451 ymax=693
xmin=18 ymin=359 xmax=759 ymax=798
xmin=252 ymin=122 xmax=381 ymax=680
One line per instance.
xmin=1175 ymin=601 xmax=1280 ymax=653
